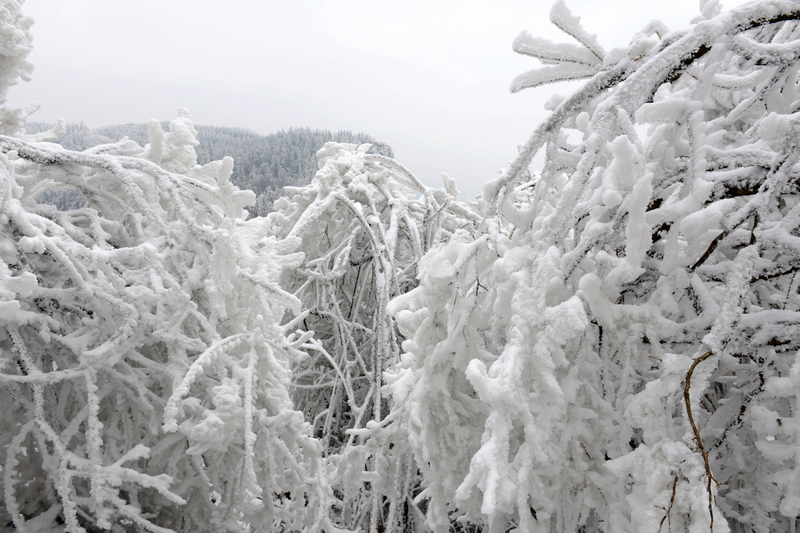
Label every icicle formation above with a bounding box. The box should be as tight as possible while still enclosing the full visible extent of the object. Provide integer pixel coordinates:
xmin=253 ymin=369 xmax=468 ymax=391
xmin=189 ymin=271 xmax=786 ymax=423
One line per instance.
xmin=267 ymin=143 xmax=479 ymax=532
xmin=0 ymin=109 xmax=331 ymax=532
xmin=388 ymin=1 xmax=800 ymax=532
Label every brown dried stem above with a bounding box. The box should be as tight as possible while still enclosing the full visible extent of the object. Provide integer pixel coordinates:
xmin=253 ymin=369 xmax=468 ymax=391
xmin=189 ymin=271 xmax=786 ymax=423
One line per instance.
xmin=659 ymin=475 xmax=679 ymax=532
xmin=684 ymin=350 xmax=718 ymax=531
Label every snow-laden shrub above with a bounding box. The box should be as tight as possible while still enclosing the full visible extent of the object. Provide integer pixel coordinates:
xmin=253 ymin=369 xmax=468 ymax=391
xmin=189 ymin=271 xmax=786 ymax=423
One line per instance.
xmin=0 ymin=0 xmax=32 ymax=104
xmin=387 ymin=1 xmax=800 ymax=532
xmin=0 ymin=109 xmax=331 ymax=533
xmin=0 ymin=0 xmax=35 ymax=136
xmin=268 ymin=143 xmax=479 ymax=532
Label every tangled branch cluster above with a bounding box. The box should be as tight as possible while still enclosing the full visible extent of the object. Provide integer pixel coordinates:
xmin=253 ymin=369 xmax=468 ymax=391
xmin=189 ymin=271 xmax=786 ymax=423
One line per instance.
xmin=268 ymin=143 xmax=479 ymax=532
xmin=4 ymin=0 xmax=800 ymax=532
xmin=387 ymin=1 xmax=800 ymax=531
xmin=0 ymin=110 xmax=330 ymax=532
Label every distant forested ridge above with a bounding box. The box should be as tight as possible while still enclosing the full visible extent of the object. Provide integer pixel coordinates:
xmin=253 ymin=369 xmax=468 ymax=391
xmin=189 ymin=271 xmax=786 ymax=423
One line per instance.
xmin=24 ymin=121 xmax=394 ymax=217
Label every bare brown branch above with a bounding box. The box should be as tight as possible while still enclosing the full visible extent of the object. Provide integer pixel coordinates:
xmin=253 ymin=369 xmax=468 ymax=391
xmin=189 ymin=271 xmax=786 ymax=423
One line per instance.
xmin=684 ymin=350 xmax=718 ymax=532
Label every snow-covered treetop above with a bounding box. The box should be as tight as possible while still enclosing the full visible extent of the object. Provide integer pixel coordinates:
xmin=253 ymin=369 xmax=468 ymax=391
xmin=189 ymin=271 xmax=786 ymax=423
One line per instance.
xmin=0 ymin=0 xmax=35 ymax=137
xmin=0 ymin=0 xmax=33 ymax=105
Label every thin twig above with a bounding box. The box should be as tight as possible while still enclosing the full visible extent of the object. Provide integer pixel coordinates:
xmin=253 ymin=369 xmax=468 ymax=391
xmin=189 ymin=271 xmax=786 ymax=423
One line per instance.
xmin=659 ymin=475 xmax=679 ymax=532
xmin=684 ymin=350 xmax=718 ymax=532
xmin=690 ymin=231 xmax=725 ymax=271
xmin=750 ymin=212 xmax=759 ymax=246
xmin=712 ymin=371 xmax=765 ymax=450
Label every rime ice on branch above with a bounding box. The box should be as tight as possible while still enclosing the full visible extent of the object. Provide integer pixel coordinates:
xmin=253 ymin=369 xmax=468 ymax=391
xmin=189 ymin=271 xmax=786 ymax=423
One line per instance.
xmin=0 ymin=98 xmax=331 ymax=533
xmin=387 ymin=1 xmax=800 ymax=532
xmin=269 ymin=142 xmax=478 ymax=533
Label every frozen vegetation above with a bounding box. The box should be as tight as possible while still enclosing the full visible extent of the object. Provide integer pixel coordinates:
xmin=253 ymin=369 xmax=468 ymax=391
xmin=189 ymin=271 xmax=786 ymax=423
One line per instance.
xmin=23 ymin=121 xmax=393 ymax=217
xmin=2 ymin=0 xmax=800 ymax=532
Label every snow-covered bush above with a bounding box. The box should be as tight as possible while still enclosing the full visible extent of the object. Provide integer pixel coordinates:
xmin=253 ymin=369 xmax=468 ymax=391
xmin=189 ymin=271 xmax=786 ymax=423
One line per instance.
xmin=268 ymin=143 xmax=479 ymax=532
xmin=387 ymin=1 xmax=800 ymax=532
xmin=9 ymin=0 xmax=800 ymax=531
xmin=0 ymin=102 xmax=332 ymax=530
xmin=0 ymin=0 xmax=34 ymax=136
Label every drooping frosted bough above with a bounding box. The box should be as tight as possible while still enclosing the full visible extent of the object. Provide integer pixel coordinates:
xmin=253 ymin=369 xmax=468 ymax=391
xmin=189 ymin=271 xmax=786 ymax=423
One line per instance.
xmin=387 ymin=1 xmax=800 ymax=531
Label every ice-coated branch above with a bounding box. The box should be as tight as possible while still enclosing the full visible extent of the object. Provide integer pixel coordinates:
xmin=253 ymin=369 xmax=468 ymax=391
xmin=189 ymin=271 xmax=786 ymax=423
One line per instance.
xmin=549 ymin=0 xmax=606 ymax=61
xmin=0 ymin=109 xmax=331 ymax=532
xmin=388 ymin=1 xmax=800 ymax=532
xmin=512 ymin=31 xmax=602 ymax=66
xmin=510 ymin=62 xmax=602 ymax=92
xmin=268 ymin=142 xmax=479 ymax=532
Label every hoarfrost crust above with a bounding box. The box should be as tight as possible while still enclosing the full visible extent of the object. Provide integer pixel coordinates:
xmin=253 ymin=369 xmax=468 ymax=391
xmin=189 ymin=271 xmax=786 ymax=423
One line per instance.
xmin=388 ymin=1 xmax=800 ymax=532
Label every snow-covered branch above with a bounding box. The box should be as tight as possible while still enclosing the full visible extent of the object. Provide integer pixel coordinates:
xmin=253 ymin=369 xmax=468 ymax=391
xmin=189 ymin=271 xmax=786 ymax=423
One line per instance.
xmin=268 ymin=143 xmax=478 ymax=532
xmin=389 ymin=2 xmax=800 ymax=531
xmin=0 ymin=110 xmax=331 ymax=532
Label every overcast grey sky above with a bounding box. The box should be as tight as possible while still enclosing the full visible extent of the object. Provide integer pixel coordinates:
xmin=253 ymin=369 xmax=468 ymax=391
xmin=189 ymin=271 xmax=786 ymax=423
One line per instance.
xmin=9 ymin=0 xmax=746 ymax=199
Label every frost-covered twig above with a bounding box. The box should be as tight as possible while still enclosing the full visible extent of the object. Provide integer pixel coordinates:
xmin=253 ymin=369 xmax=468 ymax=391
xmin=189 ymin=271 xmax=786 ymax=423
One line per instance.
xmin=0 ymin=108 xmax=330 ymax=532
xmin=268 ymin=142 xmax=478 ymax=532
